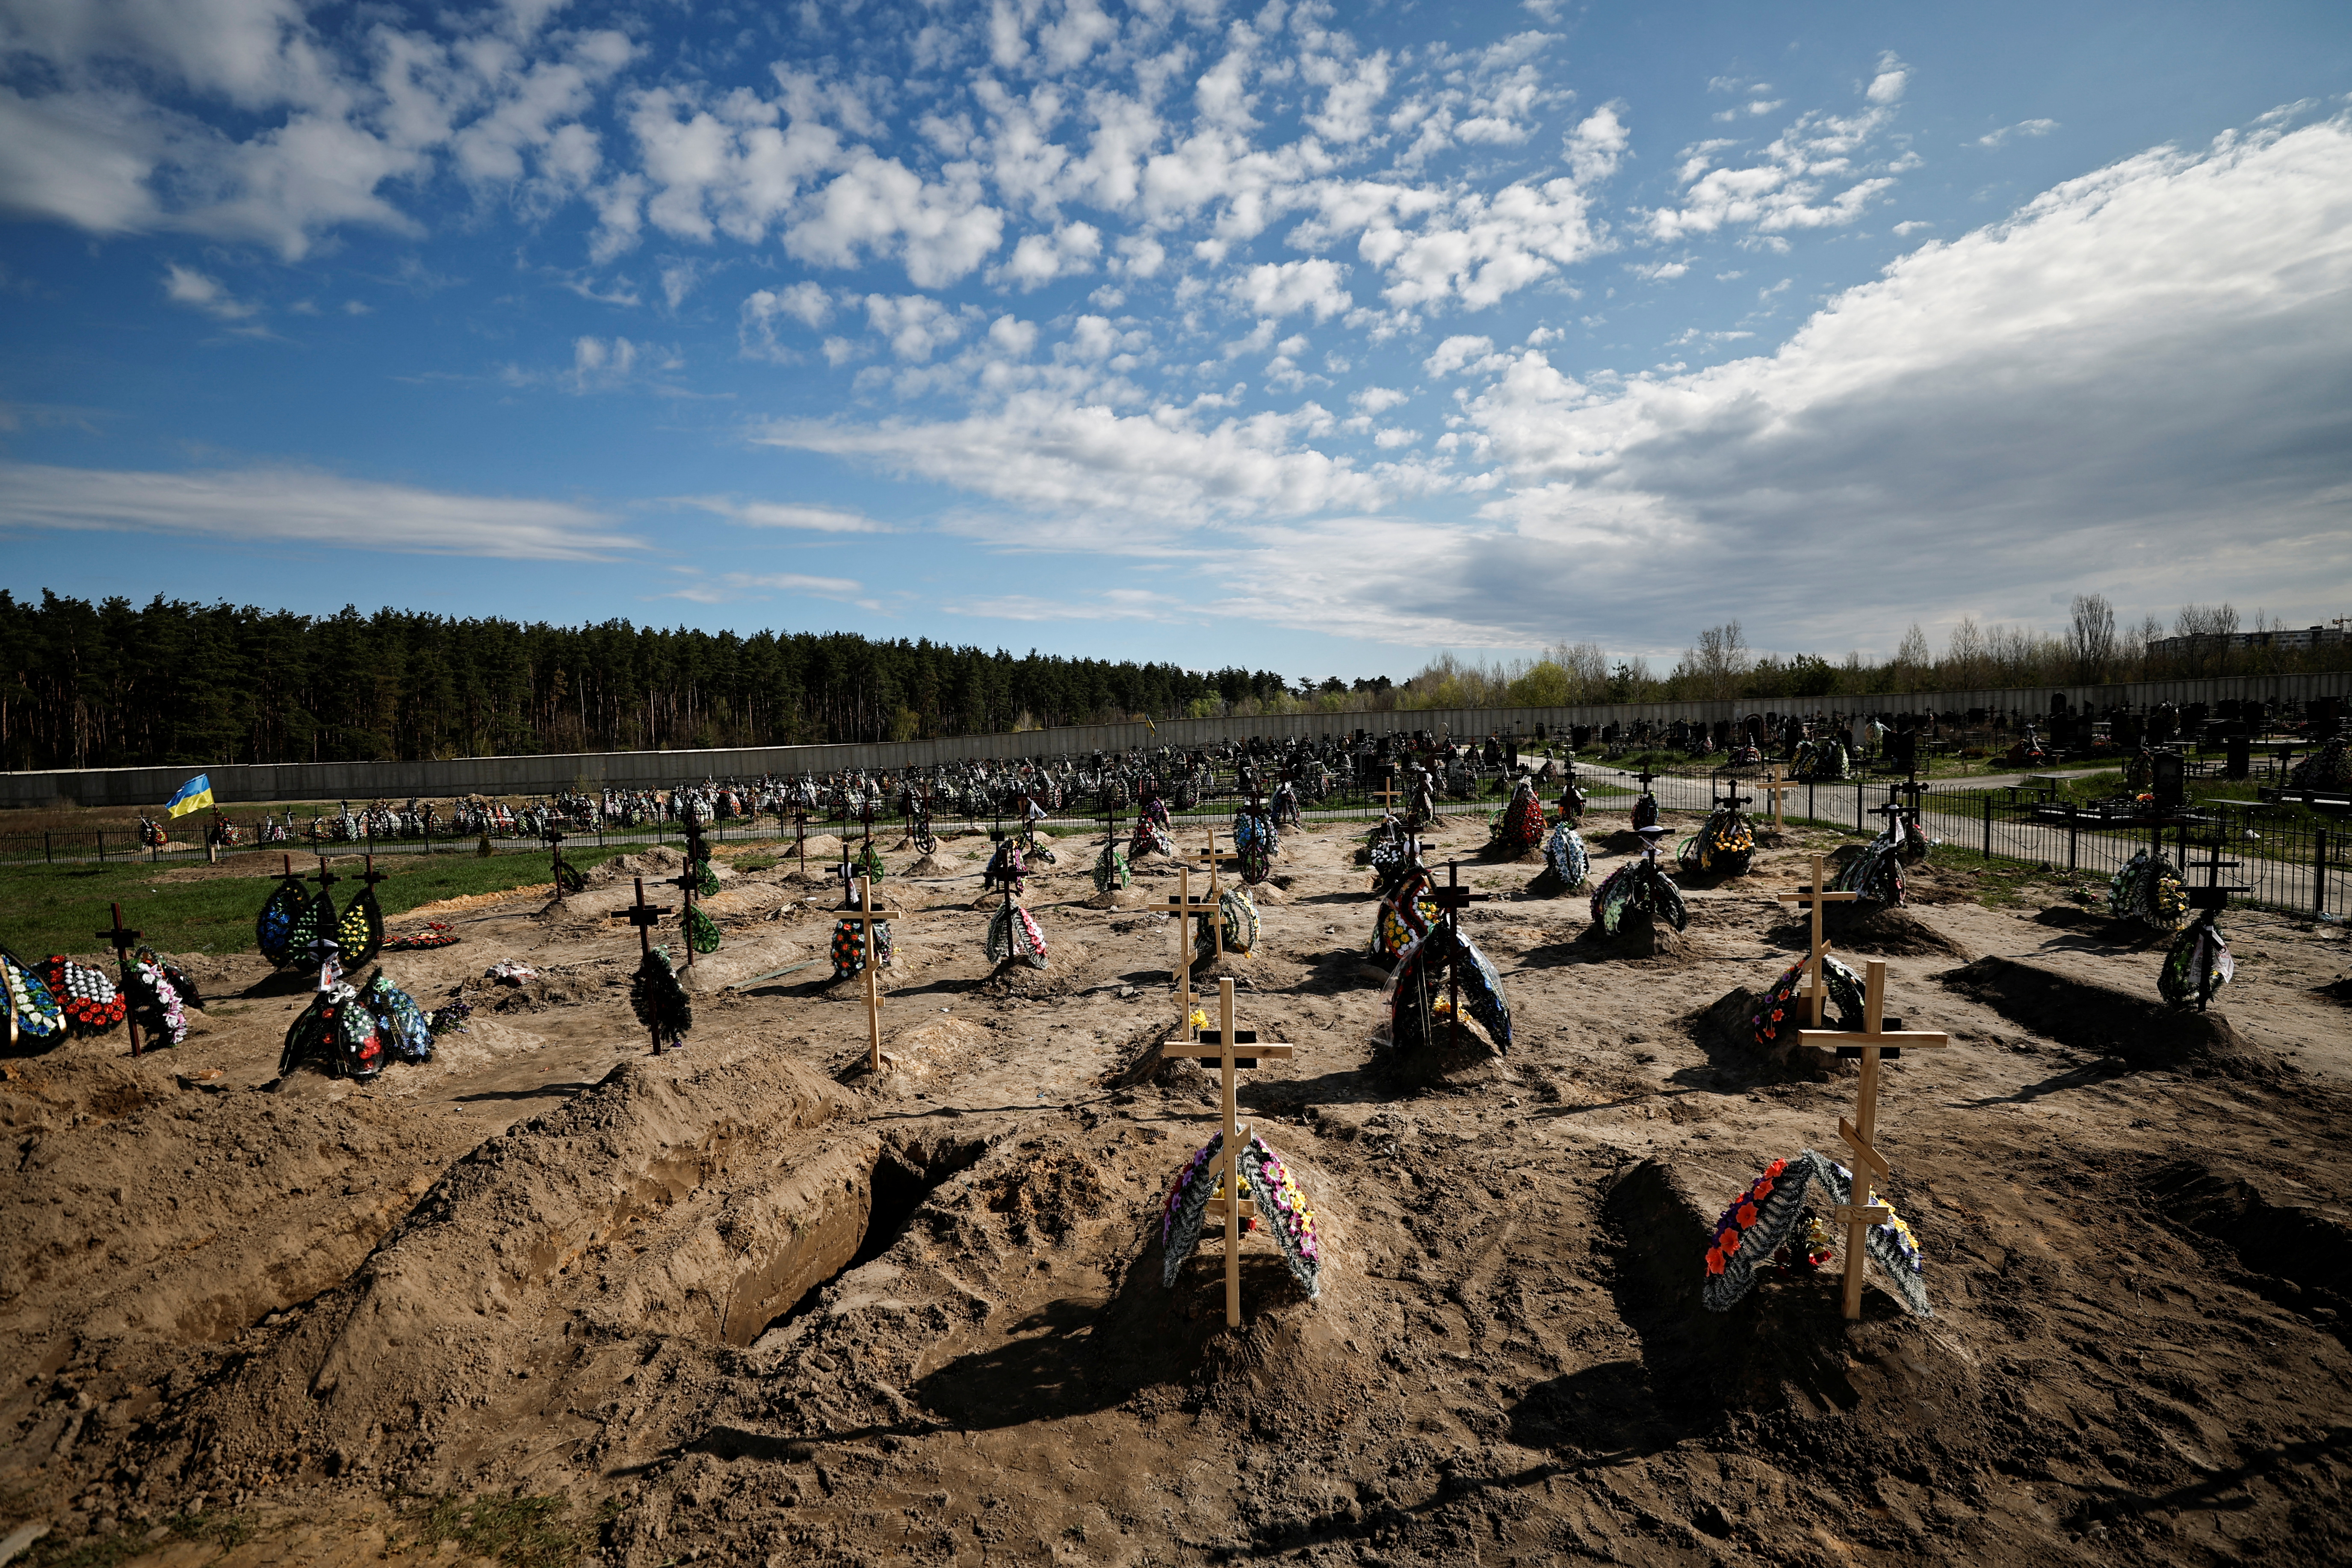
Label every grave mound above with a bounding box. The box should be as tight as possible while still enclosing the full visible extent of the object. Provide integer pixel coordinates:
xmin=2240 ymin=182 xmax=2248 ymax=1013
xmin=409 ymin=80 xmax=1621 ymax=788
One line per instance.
xmin=1600 ymin=1157 xmax=1974 ymax=1422
xmin=1820 ymin=902 xmax=1969 ymax=958
xmin=1937 ymin=956 xmax=2283 ymax=1078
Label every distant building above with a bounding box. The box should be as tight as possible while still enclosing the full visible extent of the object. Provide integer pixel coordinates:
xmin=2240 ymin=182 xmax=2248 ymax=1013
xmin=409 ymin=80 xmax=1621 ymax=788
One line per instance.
xmin=2147 ymin=623 xmax=2347 ymax=658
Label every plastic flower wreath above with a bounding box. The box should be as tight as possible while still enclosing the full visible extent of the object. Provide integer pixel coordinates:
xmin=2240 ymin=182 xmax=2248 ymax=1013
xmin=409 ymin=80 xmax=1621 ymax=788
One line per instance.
xmin=124 ymin=959 xmax=188 ymax=1048
xmin=1159 ymin=1131 xmax=1322 ymax=1299
xmin=3 ymin=946 xmax=65 ymax=1045
xmin=1543 ymin=823 xmax=1591 ymax=891
xmin=1751 ymin=954 xmax=1867 ymax=1050
xmin=41 ymin=956 xmax=126 ymax=1037
xmin=1700 ymin=1149 xmax=1932 ymax=1317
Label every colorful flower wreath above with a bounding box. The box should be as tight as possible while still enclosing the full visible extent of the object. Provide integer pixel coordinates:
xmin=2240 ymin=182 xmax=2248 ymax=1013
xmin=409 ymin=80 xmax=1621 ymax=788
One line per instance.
xmin=1679 ymin=806 xmax=1756 ymax=876
xmin=277 ymin=981 xmax=384 ymax=1081
xmin=1752 ymin=954 xmax=1867 ymax=1050
xmin=282 ymin=889 xmax=339 ymax=969
xmin=124 ymin=960 xmax=188 ymax=1048
xmin=427 ymin=998 xmax=473 ymax=1036
xmin=1195 ymin=886 xmax=1259 ymax=956
xmin=383 ymin=921 xmax=459 ymax=951
xmin=361 ymin=973 xmax=437 ymax=1062
xmin=337 ymin=888 xmax=384 ymax=969
xmin=3 ymin=947 xmax=65 ymax=1044
xmin=986 ymin=903 xmax=1049 ymax=969
xmin=1093 ymin=843 xmax=1132 ymax=893
xmin=1700 ymin=1149 xmax=1931 ymax=1317
xmin=1368 ymin=868 xmax=1439 ymax=962
xmin=830 ymin=916 xmax=894 ymax=980
xmin=1489 ymin=781 xmax=1546 ymax=855
xmin=255 ymin=874 xmax=308 ymax=965
xmin=2109 ymin=850 xmax=2188 ymax=930
xmin=1159 ymin=1131 xmax=1322 ymax=1299
xmin=40 ymin=956 xmax=125 ymax=1036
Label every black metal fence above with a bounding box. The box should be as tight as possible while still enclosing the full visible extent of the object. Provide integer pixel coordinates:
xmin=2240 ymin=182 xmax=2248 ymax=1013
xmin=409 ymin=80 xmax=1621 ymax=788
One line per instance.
xmin=6 ymin=762 xmax=2342 ymax=922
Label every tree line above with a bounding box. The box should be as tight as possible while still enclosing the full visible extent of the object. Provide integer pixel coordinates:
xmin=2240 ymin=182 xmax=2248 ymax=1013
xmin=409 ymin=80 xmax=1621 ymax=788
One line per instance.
xmin=0 ymin=592 xmax=1294 ymax=771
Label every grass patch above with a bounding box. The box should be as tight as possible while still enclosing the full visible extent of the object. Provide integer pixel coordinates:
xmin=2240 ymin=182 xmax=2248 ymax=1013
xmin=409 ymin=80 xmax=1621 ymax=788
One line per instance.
xmin=21 ymin=1509 xmax=254 ymax=1568
xmin=399 ymin=1493 xmax=585 ymax=1568
xmin=0 ymin=845 xmax=631 ymax=959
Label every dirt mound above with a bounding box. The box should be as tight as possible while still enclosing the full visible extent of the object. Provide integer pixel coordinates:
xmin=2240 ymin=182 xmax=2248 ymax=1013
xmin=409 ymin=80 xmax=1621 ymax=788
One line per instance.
xmin=901 ymin=850 xmax=961 ymax=878
xmin=1938 ymin=956 xmax=2283 ymax=1078
xmin=160 ymin=1053 xmax=855 ymax=1485
xmin=587 ymin=845 xmax=686 ymax=885
xmin=1601 ymin=1157 xmax=1973 ymax=1421
xmin=2145 ymin=1161 xmax=2352 ymax=1314
xmin=1822 ymin=901 xmax=1970 ymax=958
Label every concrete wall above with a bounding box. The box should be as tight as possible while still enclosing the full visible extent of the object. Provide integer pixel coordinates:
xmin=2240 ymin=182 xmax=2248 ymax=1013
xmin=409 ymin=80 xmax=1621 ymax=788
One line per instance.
xmin=6 ymin=669 xmax=2343 ymax=810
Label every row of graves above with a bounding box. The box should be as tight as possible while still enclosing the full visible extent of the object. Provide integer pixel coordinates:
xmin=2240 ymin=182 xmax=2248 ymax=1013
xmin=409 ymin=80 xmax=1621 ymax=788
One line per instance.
xmin=9 ymin=738 xmax=2281 ymax=1347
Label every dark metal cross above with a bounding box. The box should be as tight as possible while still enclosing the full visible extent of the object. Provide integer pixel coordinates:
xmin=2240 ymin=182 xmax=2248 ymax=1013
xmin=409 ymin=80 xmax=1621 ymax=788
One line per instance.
xmin=97 ymin=901 xmax=145 ymax=1057
xmin=1426 ymin=859 xmax=1492 ymax=1054
xmin=609 ymin=876 xmax=676 ymax=1054
xmin=1711 ymin=771 xmax=1752 ymax=811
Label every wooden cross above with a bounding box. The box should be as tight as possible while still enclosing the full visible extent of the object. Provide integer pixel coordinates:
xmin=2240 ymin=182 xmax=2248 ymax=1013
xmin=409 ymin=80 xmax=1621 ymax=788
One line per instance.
xmin=1760 ymin=770 xmax=1794 ymax=830
xmin=1425 ymin=860 xmax=1492 ymax=1053
xmin=851 ymin=874 xmax=899 ymax=1073
xmin=544 ymin=821 xmax=568 ymax=884
xmin=1796 ymin=958 xmax=1948 ymax=1319
xmin=97 ymin=902 xmax=146 ymax=1057
xmin=1776 ymin=854 xmax=1860 ymax=1025
xmin=609 ymin=877 xmax=675 ymax=1054
xmin=1185 ymin=829 xmax=1239 ymax=954
xmin=792 ymin=805 xmax=810 ymax=879
xmin=1147 ymin=865 xmax=1224 ymax=1040
xmin=311 ymin=853 xmax=340 ymax=895
xmin=1158 ymin=977 xmax=1294 ymax=1328
xmin=1371 ymin=776 xmax=1401 ymax=814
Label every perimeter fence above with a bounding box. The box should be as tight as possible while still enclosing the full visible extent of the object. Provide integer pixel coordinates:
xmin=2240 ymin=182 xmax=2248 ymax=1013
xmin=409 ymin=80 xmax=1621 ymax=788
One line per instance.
xmin=3 ymin=759 xmax=2341 ymax=921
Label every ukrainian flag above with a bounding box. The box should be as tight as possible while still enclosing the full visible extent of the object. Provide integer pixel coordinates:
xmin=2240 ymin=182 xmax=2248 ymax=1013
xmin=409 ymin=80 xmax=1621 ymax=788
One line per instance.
xmin=164 ymin=774 xmax=214 ymax=818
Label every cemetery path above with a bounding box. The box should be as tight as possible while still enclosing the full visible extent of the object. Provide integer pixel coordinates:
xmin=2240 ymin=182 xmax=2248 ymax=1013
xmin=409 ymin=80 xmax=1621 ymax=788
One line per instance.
xmin=4 ymin=820 xmax=2350 ymax=1566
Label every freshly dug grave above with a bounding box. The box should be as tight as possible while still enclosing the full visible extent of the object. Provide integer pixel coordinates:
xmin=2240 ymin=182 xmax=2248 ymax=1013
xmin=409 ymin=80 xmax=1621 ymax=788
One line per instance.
xmin=3 ymin=818 xmax=2350 ymax=1567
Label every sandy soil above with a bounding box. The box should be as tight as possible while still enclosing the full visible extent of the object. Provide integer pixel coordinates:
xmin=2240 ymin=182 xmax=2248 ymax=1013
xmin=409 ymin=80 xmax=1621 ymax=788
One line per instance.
xmin=4 ymin=818 xmax=2352 ymax=1567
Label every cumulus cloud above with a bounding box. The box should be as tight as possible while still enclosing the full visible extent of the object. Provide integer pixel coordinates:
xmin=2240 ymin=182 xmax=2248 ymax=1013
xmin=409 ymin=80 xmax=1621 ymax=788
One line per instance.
xmin=0 ymin=461 xmax=641 ymax=561
xmin=1396 ymin=114 xmax=2352 ymax=648
xmin=1646 ymin=67 xmax=1910 ymax=242
xmin=1228 ymin=258 xmax=1352 ymax=321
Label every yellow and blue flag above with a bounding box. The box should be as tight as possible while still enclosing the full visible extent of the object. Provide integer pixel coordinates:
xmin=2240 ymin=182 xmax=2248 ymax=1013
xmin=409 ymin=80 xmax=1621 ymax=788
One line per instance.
xmin=164 ymin=774 xmax=214 ymax=818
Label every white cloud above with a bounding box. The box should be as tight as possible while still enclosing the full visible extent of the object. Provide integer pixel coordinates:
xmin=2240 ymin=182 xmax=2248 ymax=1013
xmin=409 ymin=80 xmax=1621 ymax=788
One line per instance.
xmin=1647 ymin=84 xmax=1905 ymax=243
xmin=1362 ymin=179 xmax=1604 ymax=309
xmin=862 ymin=293 xmax=978 ymax=362
xmin=1351 ymin=386 xmax=1409 ymax=414
xmin=664 ymin=569 xmax=865 ymax=603
xmin=994 ymin=219 xmax=1102 ymax=289
xmin=1424 ymin=334 xmax=1495 ymax=376
xmin=1564 ymin=106 xmax=1630 ymax=185
xmin=162 ymin=264 xmax=259 ymax=320
xmin=1229 ymin=258 xmax=1352 ymax=321
xmin=674 ymin=496 xmax=890 ymax=532
xmin=753 ymin=392 xmax=1395 ymax=524
xmin=0 ymin=461 xmax=641 ymax=561
xmin=1425 ymin=113 xmax=2352 ymax=648
xmin=1978 ymin=118 xmax=2060 ymax=149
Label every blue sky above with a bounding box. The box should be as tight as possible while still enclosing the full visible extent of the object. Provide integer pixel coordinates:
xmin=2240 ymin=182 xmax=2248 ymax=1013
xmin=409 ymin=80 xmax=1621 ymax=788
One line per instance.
xmin=2 ymin=0 xmax=2349 ymax=681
